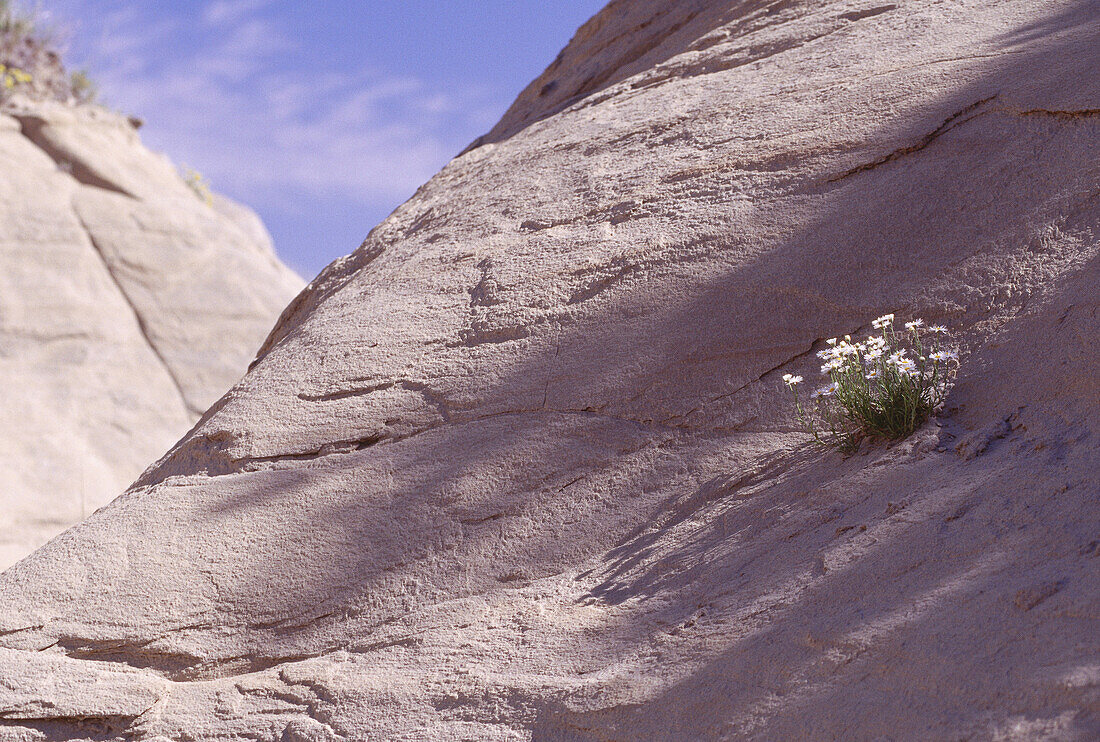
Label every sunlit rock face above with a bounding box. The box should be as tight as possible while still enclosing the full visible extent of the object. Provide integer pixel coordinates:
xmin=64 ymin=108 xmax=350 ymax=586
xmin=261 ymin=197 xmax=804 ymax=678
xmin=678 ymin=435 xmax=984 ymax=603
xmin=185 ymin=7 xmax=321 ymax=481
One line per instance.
xmin=0 ymin=98 xmax=302 ymax=569
xmin=1 ymin=1 xmax=1098 ymax=739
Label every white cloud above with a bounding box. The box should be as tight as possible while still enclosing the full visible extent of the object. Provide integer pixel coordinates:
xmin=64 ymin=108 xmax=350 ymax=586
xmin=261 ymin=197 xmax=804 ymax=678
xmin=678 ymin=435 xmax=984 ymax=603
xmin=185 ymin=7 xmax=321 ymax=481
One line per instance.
xmin=203 ymin=0 xmax=274 ymax=28
xmin=50 ymin=0 xmax=501 ymax=214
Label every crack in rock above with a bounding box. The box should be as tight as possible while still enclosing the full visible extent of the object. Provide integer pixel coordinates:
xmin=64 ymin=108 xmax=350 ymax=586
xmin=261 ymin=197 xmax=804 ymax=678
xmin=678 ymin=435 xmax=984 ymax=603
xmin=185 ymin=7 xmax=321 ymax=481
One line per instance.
xmin=830 ymin=98 xmax=1100 ymax=183
xmin=1019 ymin=107 xmax=1100 ymax=120
xmin=72 ymin=206 xmax=202 ymax=416
xmin=829 ymin=95 xmax=998 ymax=181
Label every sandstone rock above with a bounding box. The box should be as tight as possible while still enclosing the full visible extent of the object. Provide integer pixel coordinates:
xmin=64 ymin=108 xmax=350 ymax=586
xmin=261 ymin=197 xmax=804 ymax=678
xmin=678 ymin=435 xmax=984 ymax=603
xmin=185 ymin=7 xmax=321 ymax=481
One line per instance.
xmin=2 ymin=1 xmax=1099 ymax=739
xmin=0 ymin=98 xmax=302 ymax=570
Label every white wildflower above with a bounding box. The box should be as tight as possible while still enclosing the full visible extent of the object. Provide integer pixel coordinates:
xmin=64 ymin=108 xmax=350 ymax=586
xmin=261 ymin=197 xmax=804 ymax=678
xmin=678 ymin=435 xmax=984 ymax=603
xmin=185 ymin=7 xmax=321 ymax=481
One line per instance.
xmin=886 ymin=350 xmax=907 ymax=366
xmin=782 ymin=373 xmax=803 ymax=387
xmin=785 ymin=312 xmax=958 ymax=446
xmin=872 ymin=313 xmax=895 ymax=329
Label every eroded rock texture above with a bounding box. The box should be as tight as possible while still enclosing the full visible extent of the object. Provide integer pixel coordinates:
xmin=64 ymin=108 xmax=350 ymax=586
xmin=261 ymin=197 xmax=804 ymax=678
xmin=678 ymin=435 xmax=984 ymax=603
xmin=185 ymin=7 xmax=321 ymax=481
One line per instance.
xmin=0 ymin=99 xmax=302 ymax=569
xmin=1 ymin=1 xmax=1098 ymax=739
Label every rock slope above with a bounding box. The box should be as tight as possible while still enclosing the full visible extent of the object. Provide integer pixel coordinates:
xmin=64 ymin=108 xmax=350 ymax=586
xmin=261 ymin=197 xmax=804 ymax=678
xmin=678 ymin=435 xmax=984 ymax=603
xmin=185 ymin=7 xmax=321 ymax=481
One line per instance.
xmin=0 ymin=97 xmax=302 ymax=569
xmin=1 ymin=0 xmax=1099 ymax=739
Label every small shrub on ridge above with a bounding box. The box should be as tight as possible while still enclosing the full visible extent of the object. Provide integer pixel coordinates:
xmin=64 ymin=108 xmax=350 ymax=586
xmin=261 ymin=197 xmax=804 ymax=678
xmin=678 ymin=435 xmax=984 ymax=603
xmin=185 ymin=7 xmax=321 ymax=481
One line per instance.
xmin=0 ymin=1 xmax=98 ymax=104
xmin=69 ymin=69 xmax=96 ymax=103
xmin=182 ymin=166 xmax=214 ymax=206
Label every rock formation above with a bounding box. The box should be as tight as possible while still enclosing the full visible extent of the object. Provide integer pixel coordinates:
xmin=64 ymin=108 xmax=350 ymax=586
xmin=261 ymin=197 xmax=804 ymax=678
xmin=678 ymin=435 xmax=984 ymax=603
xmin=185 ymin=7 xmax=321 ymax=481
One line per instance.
xmin=1 ymin=0 xmax=1098 ymax=739
xmin=0 ymin=97 xmax=302 ymax=569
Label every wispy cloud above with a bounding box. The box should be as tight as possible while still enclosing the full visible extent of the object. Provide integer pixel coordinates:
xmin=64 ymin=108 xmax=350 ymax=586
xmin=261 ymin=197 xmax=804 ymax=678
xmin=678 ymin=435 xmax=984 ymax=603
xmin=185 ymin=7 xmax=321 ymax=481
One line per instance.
xmin=203 ymin=0 xmax=274 ymax=28
xmin=47 ymin=0 xmax=500 ymax=214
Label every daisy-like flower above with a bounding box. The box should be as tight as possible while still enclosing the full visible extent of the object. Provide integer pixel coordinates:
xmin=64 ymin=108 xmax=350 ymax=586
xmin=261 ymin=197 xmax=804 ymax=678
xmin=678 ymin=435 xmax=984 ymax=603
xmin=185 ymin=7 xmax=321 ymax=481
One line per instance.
xmin=782 ymin=374 xmax=803 ymax=387
xmin=785 ymin=313 xmax=958 ymax=446
xmin=872 ymin=313 xmax=895 ymax=329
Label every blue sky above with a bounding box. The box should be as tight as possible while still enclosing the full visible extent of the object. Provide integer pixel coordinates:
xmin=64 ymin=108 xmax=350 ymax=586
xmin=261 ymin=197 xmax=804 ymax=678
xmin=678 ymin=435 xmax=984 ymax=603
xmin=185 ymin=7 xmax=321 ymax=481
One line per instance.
xmin=42 ymin=0 xmax=607 ymax=278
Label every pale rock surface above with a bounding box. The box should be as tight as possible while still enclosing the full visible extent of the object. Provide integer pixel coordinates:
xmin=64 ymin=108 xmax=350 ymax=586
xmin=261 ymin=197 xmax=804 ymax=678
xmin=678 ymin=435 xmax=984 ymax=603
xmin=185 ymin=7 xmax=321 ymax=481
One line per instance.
xmin=0 ymin=98 xmax=302 ymax=569
xmin=2 ymin=1 xmax=1100 ymax=740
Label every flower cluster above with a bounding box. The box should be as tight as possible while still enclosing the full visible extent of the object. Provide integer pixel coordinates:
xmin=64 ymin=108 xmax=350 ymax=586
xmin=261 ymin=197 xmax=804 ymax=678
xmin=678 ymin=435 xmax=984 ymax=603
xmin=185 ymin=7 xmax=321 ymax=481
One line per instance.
xmin=784 ymin=313 xmax=958 ymax=449
xmin=0 ymin=63 xmax=31 ymax=90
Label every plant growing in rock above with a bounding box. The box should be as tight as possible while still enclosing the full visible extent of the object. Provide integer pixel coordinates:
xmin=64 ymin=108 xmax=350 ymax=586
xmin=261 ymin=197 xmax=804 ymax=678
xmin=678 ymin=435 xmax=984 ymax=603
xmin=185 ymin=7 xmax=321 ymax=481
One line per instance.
xmin=0 ymin=61 xmax=31 ymax=90
xmin=182 ymin=166 xmax=214 ymax=206
xmin=0 ymin=1 xmax=33 ymax=39
xmin=69 ymin=69 xmax=96 ymax=103
xmin=783 ymin=313 xmax=958 ymax=450
xmin=0 ymin=1 xmax=98 ymax=104
xmin=0 ymin=0 xmax=44 ymax=100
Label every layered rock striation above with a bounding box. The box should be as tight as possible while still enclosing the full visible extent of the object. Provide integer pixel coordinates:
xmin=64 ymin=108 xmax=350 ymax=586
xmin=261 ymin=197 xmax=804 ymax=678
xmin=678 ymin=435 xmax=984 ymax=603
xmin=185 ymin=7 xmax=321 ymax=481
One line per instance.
xmin=0 ymin=97 xmax=302 ymax=569
xmin=0 ymin=1 xmax=1098 ymax=739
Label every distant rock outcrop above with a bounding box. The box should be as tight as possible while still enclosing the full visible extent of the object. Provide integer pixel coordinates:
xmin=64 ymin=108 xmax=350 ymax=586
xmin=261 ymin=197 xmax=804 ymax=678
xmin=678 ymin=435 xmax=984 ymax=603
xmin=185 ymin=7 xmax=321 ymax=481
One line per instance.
xmin=0 ymin=1 xmax=1098 ymax=740
xmin=0 ymin=97 xmax=302 ymax=568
